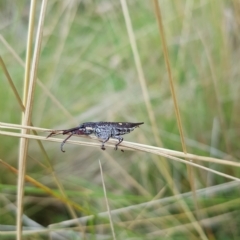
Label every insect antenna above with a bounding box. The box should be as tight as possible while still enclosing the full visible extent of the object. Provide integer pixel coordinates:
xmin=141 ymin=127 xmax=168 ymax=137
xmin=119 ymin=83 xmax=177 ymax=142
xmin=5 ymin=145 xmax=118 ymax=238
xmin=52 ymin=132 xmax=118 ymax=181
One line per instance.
xmin=46 ymin=131 xmax=63 ymax=138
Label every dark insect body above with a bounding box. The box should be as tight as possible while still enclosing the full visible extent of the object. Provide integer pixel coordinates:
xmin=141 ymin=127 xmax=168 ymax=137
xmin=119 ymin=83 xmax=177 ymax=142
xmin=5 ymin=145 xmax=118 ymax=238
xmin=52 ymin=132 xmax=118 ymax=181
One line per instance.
xmin=47 ymin=122 xmax=144 ymax=152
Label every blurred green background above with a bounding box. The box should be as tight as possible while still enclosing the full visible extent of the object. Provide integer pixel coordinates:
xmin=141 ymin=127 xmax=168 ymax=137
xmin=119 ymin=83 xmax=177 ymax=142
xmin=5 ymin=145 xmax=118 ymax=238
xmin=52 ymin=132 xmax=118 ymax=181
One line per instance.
xmin=1 ymin=0 xmax=240 ymax=239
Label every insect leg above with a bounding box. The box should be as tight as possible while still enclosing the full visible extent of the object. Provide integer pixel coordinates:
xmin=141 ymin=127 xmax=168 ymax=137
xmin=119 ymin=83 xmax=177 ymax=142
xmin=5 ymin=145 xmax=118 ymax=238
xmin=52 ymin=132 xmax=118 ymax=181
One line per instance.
xmin=114 ymin=136 xmax=123 ymax=150
xmin=61 ymin=132 xmax=74 ymax=152
xmin=100 ymin=137 xmax=110 ymax=150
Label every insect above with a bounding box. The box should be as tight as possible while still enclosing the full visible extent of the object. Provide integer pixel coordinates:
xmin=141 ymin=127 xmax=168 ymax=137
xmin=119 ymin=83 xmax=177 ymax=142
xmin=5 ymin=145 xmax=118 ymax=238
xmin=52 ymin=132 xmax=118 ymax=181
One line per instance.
xmin=47 ymin=122 xmax=144 ymax=152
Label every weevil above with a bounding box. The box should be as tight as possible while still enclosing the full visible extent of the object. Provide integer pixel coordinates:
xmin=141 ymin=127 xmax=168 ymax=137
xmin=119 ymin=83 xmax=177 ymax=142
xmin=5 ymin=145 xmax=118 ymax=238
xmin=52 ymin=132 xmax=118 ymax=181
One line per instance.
xmin=47 ymin=122 xmax=144 ymax=152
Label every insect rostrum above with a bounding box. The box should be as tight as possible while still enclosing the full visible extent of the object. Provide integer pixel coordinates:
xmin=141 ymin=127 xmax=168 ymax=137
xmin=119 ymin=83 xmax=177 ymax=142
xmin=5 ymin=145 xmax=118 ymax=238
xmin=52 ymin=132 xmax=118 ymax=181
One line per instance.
xmin=47 ymin=122 xmax=144 ymax=152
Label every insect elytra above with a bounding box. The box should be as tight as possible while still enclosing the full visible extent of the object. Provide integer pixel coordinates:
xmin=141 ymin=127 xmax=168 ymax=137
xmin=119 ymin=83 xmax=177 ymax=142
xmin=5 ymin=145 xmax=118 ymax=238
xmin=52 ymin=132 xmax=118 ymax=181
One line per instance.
xmin=47 ymin=121 xmax=144 ymax=152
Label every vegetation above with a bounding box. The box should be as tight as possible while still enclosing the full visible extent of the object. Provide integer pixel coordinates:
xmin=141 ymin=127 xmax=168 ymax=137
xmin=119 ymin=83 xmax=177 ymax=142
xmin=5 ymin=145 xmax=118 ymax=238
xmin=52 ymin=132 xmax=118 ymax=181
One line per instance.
xmin=0 ymin=0 xmax=240 ymax=239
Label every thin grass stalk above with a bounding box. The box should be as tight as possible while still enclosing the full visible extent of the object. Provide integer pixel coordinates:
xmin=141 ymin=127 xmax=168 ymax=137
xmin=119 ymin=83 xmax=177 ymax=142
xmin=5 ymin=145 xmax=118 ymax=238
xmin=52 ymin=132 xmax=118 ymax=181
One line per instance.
xmin=0 ymin=52 xmax=94 ymax=232
xmin=119 ymin=0 xmax=174 ymax=219
xmin=51 ymin=180 xmax=239 ymax=228
xmin=0 ymin=159 xmax=89 ymax=214
xmin=147 ymin=211 xmax=234 ymax=237
xmin=152 ymin=1 xmax=207 ymax=238
xmin=0 ymin=57 xmax=25 ymax=111
xmin=1 ymin=29 xmax=86 ymax=239
xmin=127 ymin=187 xmax=166 ymax=229
xmin=102 ymin=151 xmax=151 ymax=196
xmin=0 ymin=122 xmax=239 ymax=167
xmin=152 ymin=0 xmax=187 ymax=155
xmin=152 ymin=0 xmax=192 ymax=176
xmin=0 ymin=122 xmax=240 ymax=167
xmin=38 ymin=1 xmax=79 ymax=125
xmin=0 ymin=36 xmax=75 ymax=122
xmin=22 ymin=0 xmax=36 ymax=108
xmin=0 ymin=35 xmax=23 ymax=63
xmin=99 ymin=160 xmax=117 ymax=240
xmin=1 ymin=129 xmax=239 ymax=183
xmin=119 ymin=0 xmax=163 ymax=148
xmin=51 ymin=172 xmax=87 ymax=238
xmin=198 ymin=30 xmax=231 ymax=153
xmin=17 ymin=1 xmax=48 ymax=239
